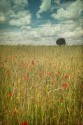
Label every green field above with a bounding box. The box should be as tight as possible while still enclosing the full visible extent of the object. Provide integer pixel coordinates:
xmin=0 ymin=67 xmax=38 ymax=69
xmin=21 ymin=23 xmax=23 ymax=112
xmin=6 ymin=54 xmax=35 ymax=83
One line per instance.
xmin=0 ymin=45 xmax=83 ymax=125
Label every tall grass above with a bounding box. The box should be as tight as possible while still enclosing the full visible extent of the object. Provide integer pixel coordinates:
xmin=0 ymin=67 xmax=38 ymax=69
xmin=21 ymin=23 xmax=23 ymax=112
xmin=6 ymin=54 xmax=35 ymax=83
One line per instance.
xmin=0 ymin=45 xmax=83 ymax=125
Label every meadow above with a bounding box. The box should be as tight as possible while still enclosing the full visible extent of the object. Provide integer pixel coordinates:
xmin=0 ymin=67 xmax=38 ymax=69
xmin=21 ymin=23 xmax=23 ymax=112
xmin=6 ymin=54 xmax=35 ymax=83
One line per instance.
xmin=0 ymin=45 xmax=83 ymax=125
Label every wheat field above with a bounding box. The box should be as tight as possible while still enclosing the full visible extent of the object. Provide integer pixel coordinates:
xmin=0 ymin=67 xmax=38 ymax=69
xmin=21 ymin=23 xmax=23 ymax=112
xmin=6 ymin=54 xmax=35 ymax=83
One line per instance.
xmin=0 ymin=45 xmax=83 ymax=125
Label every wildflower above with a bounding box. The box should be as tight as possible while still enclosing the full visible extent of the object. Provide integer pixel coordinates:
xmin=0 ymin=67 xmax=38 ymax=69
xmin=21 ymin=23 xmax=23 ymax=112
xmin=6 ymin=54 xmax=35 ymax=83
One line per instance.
xmin=22 ymin=63 xmax=27 ymax=67
xmin=54 ymin=72 xmax=59 ymax=77
xmin=47 ymin=71 xmax=51 ymax=76
xmin=8 ymin=92 xmax=13 ymax=97
xmin=20 ymin=121 xmax=29 ymax=125
xmin=22 ymin=72 xmax=26 ymax=75
xmin=38 ymin=72 xmax=42 ymax=77
xmin=65 ymin=74 xmax=69 ymax=79
xmin=29 ymin=65 xmax=34 ymax=70
xmin=54 ymin=66 xmax=57 ymax=69
xmin=25 ymin=76 xmax=29 ymax=81
xmin=52 ymin=82 xmax=56 ymax=85
xmin=62 ymin=83 xmax=68 ymax=89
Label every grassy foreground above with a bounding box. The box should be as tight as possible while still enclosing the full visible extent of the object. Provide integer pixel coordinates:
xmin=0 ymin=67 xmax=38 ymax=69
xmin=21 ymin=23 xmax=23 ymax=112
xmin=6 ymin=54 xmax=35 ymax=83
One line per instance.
xmin=0 ymin=45 xmax=83 ymax=125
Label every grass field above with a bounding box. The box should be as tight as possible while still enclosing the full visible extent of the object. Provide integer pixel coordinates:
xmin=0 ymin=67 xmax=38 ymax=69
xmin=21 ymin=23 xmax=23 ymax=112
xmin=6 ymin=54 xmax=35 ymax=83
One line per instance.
xmin=0 ymin=45 xmax=83 ymax=125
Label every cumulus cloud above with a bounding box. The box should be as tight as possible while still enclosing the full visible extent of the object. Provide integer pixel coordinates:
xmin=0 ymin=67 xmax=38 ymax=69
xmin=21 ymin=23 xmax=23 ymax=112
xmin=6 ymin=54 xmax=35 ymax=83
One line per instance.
xmin=0 ymin=30 xmax=82 ymax=46
xmin=52 ymin=0 xmax=83 ymax=20
xmin=0 ymin=0 xmax=28 ymax=12
xmin=21 ymin=26 xmax=31 ymax=31
xmin=37 ymin=20 xmax=83 ymax=38
xmin=36 ymin=0 xmax=51 ymax=18
xmin=54 ymin=0 xmax=60 ymax=4
xmin=60 ymin=30 xmax=83 ymax=38
xmin=19 ymin=20 xmax=82 ymax=39
xmin=0 ymin=12 xmax=5 ymax=22
xmin=0 ymin=0 xmax=11 ymax=12
xmin=0 ymin=0 xmax=30 ymax=27
xmin=14 ymin=0 xmax=28 ymax=6
xmin=12 ymin=0 xmax=28 ymax=11
xmin=9 ymin=11 xmax=31 ymax=26
xmin=0 ymin=20 xmax=82 ymax=45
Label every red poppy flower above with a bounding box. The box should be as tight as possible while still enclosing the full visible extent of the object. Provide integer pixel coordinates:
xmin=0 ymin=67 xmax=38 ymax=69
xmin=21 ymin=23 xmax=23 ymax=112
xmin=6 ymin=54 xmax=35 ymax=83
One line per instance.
xmin=54 ymin=72 xmax=59 ymax=77
xmin=62 ymin=83 xmax=68 ymax=89
xmin=54 ymin=66 xmax=57 ymax=69
xmin=22 ymin=63 xmax=27 ymax=67
xmin=65 ymin=74 xmax=69 ymax=79
xmin=20 ymin=121 xmax=29 ymax=125
xmin=25 ymin=76 xmax=29 ymax=81
xmin=29 ymin=65 xmax=34 ymax=70
xmin=47 ymin=71 xmax=51 ymax=76
xmin=8 ymin=92 xmax=13 ymax=97
xmin=38 ymin=72 xmax=42 ymax=77
xmin=23 ymin=72 xmax=26 ymax=75
xmin=52 ymin=82 xmax=56 ymax=85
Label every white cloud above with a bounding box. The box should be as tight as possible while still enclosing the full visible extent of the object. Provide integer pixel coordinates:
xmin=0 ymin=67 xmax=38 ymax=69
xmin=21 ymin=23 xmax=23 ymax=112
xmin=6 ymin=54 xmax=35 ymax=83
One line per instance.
xmin=0 ymin=0 xmax=11 ymax=12
xmin=0 ymin=12 xmax=5 ymax=22
xmin=36 ymin=21 xmax=83 ymax=38
xmin=52 ymin=0 xmax=83 ymax=20
xmin=14 ymin=0 xmax=28 ymax=6
xmin=21 ymin=26 xmax=31 ymax=31
xmin=9 ymin=19 xmax=21 ymax=26
xmin=0 ymin=0 xmax=28 ymax=12
xmin=0 ymin=20 xmax=82 ymax=45
xmin=39 ymin=0 xmax=51 ymax=13
xmin=0 ymin=30 xmax=82 ymax=45
xmin=7 ymin=9 xmax=15 ymax=18
xmin=60 ymin=30 xmax=83 ymax=38
xmin=37 ymin=0 xmax=51 ymax=18
xmin=9 ymin=11 xmax=31 ymax=26
xmin=37 ymin=0 xmax=60 ymax=14
xmin=54 ymin=0 xmax=60 ymax=4
xmin=0 ymin=0 xmax=29 ymax=25
xmin=12 ymin=0 xmax=28 ymax=11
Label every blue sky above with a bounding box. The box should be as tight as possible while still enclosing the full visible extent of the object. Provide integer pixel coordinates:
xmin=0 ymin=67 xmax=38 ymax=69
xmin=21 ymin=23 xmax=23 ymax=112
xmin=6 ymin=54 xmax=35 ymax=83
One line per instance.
xmin=0 ymin=0 xmax=83 ymax=45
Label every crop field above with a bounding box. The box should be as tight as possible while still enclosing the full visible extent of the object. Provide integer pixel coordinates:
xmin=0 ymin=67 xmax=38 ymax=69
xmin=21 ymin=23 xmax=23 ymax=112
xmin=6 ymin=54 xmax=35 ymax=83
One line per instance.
xmin=0 ymin=45 xmax=83 ymax=125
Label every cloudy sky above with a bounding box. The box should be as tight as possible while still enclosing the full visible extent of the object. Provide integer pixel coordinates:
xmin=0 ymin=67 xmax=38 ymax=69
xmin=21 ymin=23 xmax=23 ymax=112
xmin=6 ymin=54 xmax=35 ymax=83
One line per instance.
xmin=0 ymin=0 xmax=83 ymax=45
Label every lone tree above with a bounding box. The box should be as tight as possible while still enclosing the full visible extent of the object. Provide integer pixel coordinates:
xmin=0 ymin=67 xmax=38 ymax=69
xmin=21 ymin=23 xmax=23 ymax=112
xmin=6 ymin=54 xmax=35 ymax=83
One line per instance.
xmin=56 ymin=38 xmax=66 ymax=46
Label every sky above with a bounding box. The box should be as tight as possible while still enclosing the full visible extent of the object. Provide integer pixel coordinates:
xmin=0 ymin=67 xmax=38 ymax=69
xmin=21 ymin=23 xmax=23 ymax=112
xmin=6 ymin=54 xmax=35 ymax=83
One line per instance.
xmin=0 ymin=0 xmax=83 ymax=45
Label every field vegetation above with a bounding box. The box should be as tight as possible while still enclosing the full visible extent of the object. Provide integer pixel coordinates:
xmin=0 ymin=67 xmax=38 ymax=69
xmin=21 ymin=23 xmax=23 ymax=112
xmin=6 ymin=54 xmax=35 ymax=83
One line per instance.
xmin=0 ymin=45 xmax=83 ymax=125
